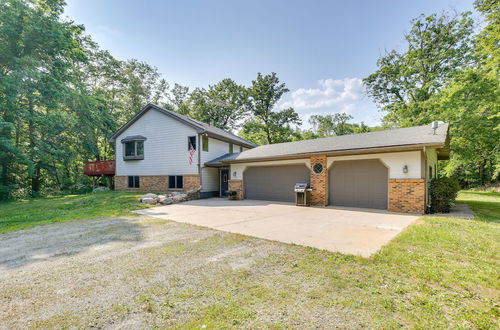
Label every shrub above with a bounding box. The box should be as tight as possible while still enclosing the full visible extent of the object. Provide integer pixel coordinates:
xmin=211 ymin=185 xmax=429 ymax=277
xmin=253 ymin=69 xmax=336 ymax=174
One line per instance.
xmin=225 ymin=190 xmax=237 ymax=196
xmin=429 ymin=177 xmax=461 ymax=213
xmin=93 ymin=186 xmax=110 ymax=193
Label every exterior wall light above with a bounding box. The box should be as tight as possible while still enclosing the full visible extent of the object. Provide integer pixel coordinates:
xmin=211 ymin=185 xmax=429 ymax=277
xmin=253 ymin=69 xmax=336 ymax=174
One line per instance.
xmin=233 ymin=171 xmax=237 ymax=178
xmin=403 ymin=165 xmax=408 ymax=174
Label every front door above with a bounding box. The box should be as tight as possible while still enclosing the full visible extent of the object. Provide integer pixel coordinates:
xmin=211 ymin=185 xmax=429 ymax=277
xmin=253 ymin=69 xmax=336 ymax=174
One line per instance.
xmin=220 ymin=169 xmax=229 ymax=196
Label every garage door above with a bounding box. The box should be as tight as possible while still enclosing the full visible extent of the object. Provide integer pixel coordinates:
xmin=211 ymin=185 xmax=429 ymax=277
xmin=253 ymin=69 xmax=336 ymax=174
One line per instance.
xmin=244 ymin=165 xmax=309 ymax=202
xmin=329 ymin=159 xmax=388 ymax=209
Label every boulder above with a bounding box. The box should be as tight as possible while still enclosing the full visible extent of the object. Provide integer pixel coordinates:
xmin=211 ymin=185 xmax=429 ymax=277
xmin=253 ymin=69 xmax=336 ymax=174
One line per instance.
xmin=160 ymin=197 xmax=174 ymax=205
xmin=141 ymin=197 xmax=157 ymax=205
xmin=172 ymin=194 xmax=185 ymax=203
xmin=141 ymin=193 xmax=158 ymax=199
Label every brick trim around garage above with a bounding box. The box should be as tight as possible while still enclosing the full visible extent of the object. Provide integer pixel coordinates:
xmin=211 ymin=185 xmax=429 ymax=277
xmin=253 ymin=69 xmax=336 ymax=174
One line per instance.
xmin=388 ymin=179 xmax=426 ymax=214
xmin=310 ymin=155 xmax=328 ymax=206
xmin=228 ymin=179 xmax=244 ymax=200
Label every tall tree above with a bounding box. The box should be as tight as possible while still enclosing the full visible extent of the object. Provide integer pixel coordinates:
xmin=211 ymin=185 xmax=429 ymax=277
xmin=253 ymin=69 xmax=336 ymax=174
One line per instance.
xmin=184 ymin=79 xmax=249 ymax=131
xmin=242 ymin=73 xmax=301 ymax=144
xmin=309 ymin=113 xmax=354 ymax=136
xmin=363 ymin=12 xmax=474 ymax=126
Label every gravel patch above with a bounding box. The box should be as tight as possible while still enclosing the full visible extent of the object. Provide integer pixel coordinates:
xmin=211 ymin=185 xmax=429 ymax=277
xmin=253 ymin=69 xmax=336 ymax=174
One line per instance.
xmin=0 ymin=215 xmax=357 ymax=329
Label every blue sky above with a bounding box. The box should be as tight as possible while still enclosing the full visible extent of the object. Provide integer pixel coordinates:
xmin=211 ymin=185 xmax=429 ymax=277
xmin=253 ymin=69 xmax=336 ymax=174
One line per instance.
xmin=65 ymin=0 xmax=475 ymax=127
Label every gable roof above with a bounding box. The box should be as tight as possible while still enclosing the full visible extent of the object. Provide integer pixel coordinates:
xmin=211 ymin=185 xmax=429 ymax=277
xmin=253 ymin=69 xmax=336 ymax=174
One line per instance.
xmin=108 ymin=104 xmax=256 ymax=149
xmin=226 ymin=122 xmax=450 ymax=163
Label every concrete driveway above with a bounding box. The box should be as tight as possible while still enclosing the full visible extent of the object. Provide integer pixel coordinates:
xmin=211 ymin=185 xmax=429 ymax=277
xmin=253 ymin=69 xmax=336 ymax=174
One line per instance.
xmin=136 ymin=198 xmax=419 ymax=257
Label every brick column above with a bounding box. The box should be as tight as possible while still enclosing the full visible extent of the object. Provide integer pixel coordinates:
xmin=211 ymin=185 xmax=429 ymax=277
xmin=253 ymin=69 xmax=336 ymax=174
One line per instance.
xmin=310 ymin=155 xmax=328 ymax=206
xmin=388 ymin=179 xmax=426 ymax=214
xmin=228 ymin=179 xmax=244 ymax=200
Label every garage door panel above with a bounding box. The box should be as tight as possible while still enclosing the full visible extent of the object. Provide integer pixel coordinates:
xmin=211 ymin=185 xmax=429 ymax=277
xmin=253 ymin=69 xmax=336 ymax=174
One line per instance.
xmin=244 ymin=165 xmax=309 ymax=202
xmin=329 ymin=159 xmax=388 ymax=209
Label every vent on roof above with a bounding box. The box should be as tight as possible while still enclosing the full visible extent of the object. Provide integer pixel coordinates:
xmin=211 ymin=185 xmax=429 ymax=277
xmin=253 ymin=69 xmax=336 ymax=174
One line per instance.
xmin=431 ymin=121 xmax=439 ymax=135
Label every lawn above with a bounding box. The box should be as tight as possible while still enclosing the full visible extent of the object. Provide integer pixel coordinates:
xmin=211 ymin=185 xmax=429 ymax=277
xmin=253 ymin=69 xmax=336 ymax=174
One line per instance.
xmin=0 ymin=190 xmax=499 ymax=328
xmin=0 ymin=191 xmax=151 ymax=234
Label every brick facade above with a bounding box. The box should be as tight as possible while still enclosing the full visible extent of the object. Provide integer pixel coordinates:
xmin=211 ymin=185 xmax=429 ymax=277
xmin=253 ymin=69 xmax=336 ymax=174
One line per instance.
xmin=228 ymin=179 xmax=244 ymax=200
xmin=310 ymin=155 xmax=328 ymax=206
xmin=388 ymin=179 xmax=426 ymax=214
xmin=184 ymin=174 xmax=201 ymax=192
xmin=115 ymin=175 xmax=201 ymax=193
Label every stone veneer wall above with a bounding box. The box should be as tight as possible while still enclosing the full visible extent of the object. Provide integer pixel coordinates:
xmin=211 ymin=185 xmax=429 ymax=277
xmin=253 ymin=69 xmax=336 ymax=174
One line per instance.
xmin=228 ymin=179 xmax=244 ymax=200
xmin=115 ymin=175 xmax=200 ymax=193
xmin=388 ymin=179 xmax=426 ymax=214
xmin=309 ymin=155 xmax=328 ymax=206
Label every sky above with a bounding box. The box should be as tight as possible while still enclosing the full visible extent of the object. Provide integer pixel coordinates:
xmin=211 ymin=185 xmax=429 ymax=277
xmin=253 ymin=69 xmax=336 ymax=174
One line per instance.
xmin=65 ymin=0 xmax=476 ymax=127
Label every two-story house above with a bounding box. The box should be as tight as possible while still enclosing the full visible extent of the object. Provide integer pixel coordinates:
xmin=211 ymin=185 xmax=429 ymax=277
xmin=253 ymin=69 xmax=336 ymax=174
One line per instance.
xmin=108 ymin=104 xmax=256 ymax=198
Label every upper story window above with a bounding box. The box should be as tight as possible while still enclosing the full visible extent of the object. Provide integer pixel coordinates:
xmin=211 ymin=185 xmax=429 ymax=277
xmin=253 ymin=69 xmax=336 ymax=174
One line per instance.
xmin=188 ymin=136 xmax=196 ymax=151
xmin=202 ymin=136 xmax=209 ymax=151
xmin=121 ymin=136 xmax=146 ymax=160
xmin=229 ymin=143 xmax=233 ymax=153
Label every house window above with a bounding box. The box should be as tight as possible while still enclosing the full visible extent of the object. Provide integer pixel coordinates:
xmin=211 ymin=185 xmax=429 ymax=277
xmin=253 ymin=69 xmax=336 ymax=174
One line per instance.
xmin=202 ymin=136 xmax=209 ymax=151
xmin=429 ymin=166 xmax=433 ymax=179
xmin=169 ymin=175 xmax=183 ymax=189
xmin=188 ymin=136 xmax=196 ymax=151
xmin=123 ymin=140 xmax=144 ymax=160
xmin=229 ymin=143 xmax=233 ymax=153
xmin=128 ymin=176 xmax=140 ymax=188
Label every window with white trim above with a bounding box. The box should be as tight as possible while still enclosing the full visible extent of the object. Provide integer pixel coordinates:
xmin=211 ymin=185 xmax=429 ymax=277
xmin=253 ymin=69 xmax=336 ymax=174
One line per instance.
xmin=123 ymin=140 xmax=144 ymax=160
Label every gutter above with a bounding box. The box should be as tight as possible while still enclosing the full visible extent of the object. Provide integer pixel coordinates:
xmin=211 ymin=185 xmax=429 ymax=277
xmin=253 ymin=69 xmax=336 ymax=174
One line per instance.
xmin=223 ymin=142 xmax=447 ymax=164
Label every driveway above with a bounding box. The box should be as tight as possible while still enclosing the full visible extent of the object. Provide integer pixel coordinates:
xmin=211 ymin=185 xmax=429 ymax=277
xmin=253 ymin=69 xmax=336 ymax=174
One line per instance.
xmin=136 ymin=198 xmax=419 ymax=257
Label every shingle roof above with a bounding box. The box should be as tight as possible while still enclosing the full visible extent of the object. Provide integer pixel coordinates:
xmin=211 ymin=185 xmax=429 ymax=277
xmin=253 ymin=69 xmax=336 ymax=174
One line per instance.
xmin=108 ymin=104 xmax=256 ymax=148
xmin=205 ymin=153 xmax=240 ymax=167
xmin=228 ymin=122 xmax=449 ymax=163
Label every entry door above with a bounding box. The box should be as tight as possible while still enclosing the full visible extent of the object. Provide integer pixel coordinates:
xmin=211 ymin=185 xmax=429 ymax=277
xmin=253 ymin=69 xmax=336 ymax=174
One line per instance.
xmin=220 ymin=169 xmax=229 ymax=196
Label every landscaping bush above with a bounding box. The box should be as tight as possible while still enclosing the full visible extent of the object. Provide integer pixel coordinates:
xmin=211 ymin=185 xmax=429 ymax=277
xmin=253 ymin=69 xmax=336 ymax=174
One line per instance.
xmin=93 ymin=186 xmax=110 ymax=193
xmin=225 ymin=190 xmax=238 ymax=200
xmin=429 ymin=177 xmax=461 ymax=213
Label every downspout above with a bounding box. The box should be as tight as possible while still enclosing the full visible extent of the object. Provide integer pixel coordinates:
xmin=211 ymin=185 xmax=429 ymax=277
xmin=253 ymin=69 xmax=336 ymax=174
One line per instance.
xmin=198 ymin=133 xmax=202 ymax=191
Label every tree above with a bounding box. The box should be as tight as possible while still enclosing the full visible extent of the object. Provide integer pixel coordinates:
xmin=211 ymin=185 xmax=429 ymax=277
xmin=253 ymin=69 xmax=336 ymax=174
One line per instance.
xmin=183 ymin=79 xmax=249 ymax=131
xmin=309 ymin=113 xmax=354 ymax=136
xmin=363 ymin=12 xmax=474 ymax=126
xmin=242 ymin=73 xmax=301 ymax=144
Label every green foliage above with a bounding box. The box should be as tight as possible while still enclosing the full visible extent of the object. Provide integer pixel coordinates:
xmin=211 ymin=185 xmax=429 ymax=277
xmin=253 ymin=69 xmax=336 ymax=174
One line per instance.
xmin=0 ymin=191 xmax=151 ymax=234
xmin=182 ymin=79 xmax=249 ymax=131
xmin=242 ymin=73 xmax=301 ymax=144
xmin=363 ymin=12 xmax=474 ymax=126
xmin=364 ymin=7 xmax=499 ymax=186
xmin=429 ymin=177 xmax=461 ymax=213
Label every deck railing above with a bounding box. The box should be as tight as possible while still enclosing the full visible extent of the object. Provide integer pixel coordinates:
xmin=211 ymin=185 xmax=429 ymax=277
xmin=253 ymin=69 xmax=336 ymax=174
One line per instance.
xmin=83 ymin=160 xmax=115 ymax=176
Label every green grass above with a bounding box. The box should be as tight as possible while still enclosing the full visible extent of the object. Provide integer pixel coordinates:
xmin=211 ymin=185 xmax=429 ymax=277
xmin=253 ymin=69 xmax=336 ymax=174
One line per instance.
xmin=1 ymin=190 xmax=499 ymax=328
xmin=0 ymin=191 xmax=151 ymax=234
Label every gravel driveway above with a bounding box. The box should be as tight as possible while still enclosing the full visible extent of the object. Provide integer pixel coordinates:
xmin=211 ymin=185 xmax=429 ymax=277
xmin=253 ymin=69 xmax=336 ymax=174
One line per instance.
xmin=0 ymin=215 xmax=358 ymax=329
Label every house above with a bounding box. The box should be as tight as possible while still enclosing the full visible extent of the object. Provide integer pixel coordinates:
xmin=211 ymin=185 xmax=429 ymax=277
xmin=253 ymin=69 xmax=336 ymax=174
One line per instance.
xmin=223 ymin=122 xmax=449 ymax=214
xmin=109 ymin=104 xmax=449 ymax=214
xmin=108 ymin=104 xmax=256 ymax=198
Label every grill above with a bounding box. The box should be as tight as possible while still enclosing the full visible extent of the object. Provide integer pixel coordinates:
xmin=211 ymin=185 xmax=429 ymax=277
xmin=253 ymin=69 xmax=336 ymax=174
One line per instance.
xmin=294 ymin=183 xmax=311 ymax=206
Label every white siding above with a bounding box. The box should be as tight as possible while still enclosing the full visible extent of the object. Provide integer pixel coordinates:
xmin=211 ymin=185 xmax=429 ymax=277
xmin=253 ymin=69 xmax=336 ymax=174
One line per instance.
xmin=200 ymin=137 xmax=230 ymax=164
xmin=230 ymin=151 xmax=423 ymax=180
xmin=201 ymin=167 xmax=219 ymax=192
xmin=115 ymin=109 xmax=199 ymax=176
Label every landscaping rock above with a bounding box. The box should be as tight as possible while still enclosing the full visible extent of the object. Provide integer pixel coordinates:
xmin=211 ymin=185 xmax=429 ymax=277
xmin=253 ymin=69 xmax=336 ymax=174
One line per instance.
xmin=172 ymin=194 xmax=185 ymax=203
xmin=141 ymin=197 xmax=157 ymax=205
xmin=141 ymin=193 xmax=158 ymax=200
xmin=160 ymin=197 xmax=174 ymax=205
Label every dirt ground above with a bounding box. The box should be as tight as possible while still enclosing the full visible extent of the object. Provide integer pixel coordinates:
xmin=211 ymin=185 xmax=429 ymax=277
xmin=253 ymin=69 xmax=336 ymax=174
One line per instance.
xmin=0 ymin=215 xmax=357 ymax=329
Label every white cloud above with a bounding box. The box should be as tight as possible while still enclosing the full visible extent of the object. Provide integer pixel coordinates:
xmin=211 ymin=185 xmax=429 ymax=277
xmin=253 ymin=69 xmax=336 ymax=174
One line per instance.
xmin=280 ymin=78 xmax=382 ymax=127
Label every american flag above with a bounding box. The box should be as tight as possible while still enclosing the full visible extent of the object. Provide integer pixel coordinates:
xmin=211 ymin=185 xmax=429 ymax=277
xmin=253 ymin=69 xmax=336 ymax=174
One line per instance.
xmin=188 ymin=144 xmax=196 ymax=165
